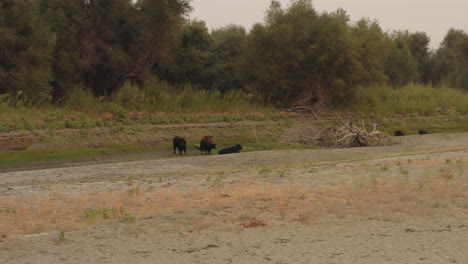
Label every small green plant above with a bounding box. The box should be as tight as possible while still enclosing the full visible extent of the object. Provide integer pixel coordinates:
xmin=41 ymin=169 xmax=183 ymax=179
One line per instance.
xmin=369 ymin=175 xmax=378 ymax=191
xmin=211 ymin=176 xmax=224 ymax=191
xmin=380 ymin=165 xmax=389 ymax=171
xmin=259 ymin=168 xmax=273 ymax=176
xmin=58 ymin=231 xmax=65 ymax=241
xmin=84 ymin=208 xmax=100 ymax=221
xmin=418 ymin=182 xmax=425 ymax=191
xmin=439 ymin=167 xmax=454 ymax=180
xmin=120 ymin=208 xmax=136 ymax=223
xmin=126 ymin=176 xmax=138 ymax=186
xmin=407 ymin=159 xmax=413 ymax=164
xmin=399 ymin=166 xmax=409 ymax=175
xmin=1 ymin=207 xmax=16 ymax=215
xmin=438 ymin=159 xmax=464 ymax=180
xmin=277 ymin=169 xmax=288 ymax=178
xmin=85 ymin=207 xmax=131 ymax=222
xmin=128 ymin=187 xmax=142 ymax=196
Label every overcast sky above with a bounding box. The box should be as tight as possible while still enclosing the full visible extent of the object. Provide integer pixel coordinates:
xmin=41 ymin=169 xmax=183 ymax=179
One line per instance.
xmin=189 ymin=0 xmax=468 ymax=50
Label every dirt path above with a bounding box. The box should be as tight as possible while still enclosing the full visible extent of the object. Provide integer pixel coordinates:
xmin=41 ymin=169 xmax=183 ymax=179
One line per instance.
xmin=1 ymin=133 xmax=467 ymax=263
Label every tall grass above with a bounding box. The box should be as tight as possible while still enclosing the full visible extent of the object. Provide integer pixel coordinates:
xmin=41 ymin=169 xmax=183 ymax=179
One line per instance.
xmin=353 ymin=84 xmax=468 ymax=114
xmin=113 ymin=80 xmax=265 ymax=113
xmin=0 ymin=80 xmax=276 ymax=131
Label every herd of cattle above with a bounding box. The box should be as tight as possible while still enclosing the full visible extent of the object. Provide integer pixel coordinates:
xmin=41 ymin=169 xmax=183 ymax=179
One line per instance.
xmin=172 ymin=135 xmax=242 ymax=156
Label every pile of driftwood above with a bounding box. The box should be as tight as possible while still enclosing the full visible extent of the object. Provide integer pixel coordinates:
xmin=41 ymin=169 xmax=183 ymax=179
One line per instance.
xmin=280 ymin=118 xmax=397 ymax=148
xmin=314 ymin=119 xmax=397 ymax=148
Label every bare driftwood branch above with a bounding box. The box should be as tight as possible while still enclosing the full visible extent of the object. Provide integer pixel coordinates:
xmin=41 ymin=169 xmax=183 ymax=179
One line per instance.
xmin=280 ymin=118 xmax=397 ymax=148
xmin=313 ymin=118 xmax=398 ymax=148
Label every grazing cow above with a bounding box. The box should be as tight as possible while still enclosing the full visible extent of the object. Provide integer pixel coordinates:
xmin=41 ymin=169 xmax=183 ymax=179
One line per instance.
xmin=219 ymin=144 xmax=242 ymax=155
xmin=418 ymin=129 xmax=429 ymax=135
xmin=394 ymin=130 xmax=405 ymax=136
xmin=203 ymin=135 xmax=214 ymax=143
xmin=173 ymin=136 xmax=187 ymax=155
xmin=200 ymin=139 xmax=216 ymax=155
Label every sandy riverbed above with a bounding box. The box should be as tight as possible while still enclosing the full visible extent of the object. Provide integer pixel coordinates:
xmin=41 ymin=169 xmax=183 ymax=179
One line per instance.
xmin=1 ymin=133 xmax=467 ymax=263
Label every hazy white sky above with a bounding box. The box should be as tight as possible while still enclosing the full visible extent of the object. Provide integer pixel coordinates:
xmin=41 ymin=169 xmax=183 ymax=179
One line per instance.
xmin=189 ymin=0 xmax=468 ymax=50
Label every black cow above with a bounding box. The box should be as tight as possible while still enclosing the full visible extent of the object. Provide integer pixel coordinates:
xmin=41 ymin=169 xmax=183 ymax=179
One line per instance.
xmin=418 ymin=129 xmax=429 ymax=135
xmin=219 ymin=144 xmax=242 ymax=155
xmin=394 ymin=130 xmax=405 ymax=136
xmin=173 ymin=136 xmax=187 ymax=155
xmin=200 ymin=139 xmax=216 ymax=155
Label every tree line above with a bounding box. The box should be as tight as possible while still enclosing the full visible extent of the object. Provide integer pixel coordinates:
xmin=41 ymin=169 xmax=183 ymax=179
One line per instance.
xmin=1 ymin=0 xmax=467 ymax=107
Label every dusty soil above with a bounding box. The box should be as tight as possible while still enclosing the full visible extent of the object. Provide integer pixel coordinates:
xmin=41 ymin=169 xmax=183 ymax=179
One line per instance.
xmin=1 ymin=132 xmax=467 ymax=263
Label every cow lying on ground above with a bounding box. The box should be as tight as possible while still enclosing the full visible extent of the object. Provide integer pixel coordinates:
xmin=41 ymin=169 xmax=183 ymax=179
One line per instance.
xmin=219 ymin=144 xmax=242 ymax=155
xmin=394 ymin=130 xmax=405 ymax=136
xmin=418 ymin=129 xmax=429 ymax=135
xmin=200 ymin=139 xmax=216 ymax=155
xmin=173 ymin=136 xmax=187 ymax=155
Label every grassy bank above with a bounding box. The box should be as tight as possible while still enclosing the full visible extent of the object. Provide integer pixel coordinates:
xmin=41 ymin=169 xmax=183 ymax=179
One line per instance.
xmin=0 ymin=81 xmax=279 ymax=133
xmin=0 ymin=119 xmax=313 ymax=168
xmin=0 ymin=145 xmax=143 ymax=168
xmin=353 ymin=84 xmax=468 ymax=114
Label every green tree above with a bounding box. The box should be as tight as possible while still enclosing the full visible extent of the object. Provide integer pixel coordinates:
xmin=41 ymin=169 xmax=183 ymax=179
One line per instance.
xmin=348 ymin=19 xmax=392 ymax=86
xmin=0 ymin=0 xmax=56 ymax=105
xmin=38 ymin=0 xmax=85 ymax=101
xmin=429 ymin=29 xmax=468 ymax=90
xmin=211 ymin=24 xmax=246 ymax=92
xmin=239 ymin=0 xmax=390 ymax=106
xmin=385 ymin=31 xmax=419 ymax=86
xmin=162 ymin=20 xmax=217 ymax=89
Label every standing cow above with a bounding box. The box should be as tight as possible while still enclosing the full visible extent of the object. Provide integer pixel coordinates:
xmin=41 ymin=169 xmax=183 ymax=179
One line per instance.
xmin=173 ymin=136 xmax=187 ymax=155
xmin=200 ymin=139 xmax=216 ymax=155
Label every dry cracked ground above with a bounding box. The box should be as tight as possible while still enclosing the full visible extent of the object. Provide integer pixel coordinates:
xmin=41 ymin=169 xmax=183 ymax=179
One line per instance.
xmin=1 ymin=132 xmax=468 ymax=264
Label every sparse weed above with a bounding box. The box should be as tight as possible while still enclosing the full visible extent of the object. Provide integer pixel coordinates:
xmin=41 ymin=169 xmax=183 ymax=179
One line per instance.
xmin=120 ymin=209 xmax=136 ymax=223
xmin=84 ymin=207 xmax=133 ymax=223
xmin=399 ymin=166 xmax=409 ymax=175
xmin=259 ymin=168 xmax=273 ymax=176
xmin=0 ymin=207 xmax=17 ymax=216
xmin=380 ymin=165 xmax=389 ymax=171
xmin=58 ymin=231 xmax=65 ymax=241
xmin=128 ymin=187 xmax=142 ymax=197
xmin=439 ymin=159 xmax=464 ymax=180
xmin=439 ymin=166 xmax=454 ymax=180
xmin=369 ymin=175 xmax=378 ymax=191
xmin=277 ymin=169 xmax=288 ymax=178
xmin=211 ymin=175 xmax=225 ymax=191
